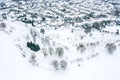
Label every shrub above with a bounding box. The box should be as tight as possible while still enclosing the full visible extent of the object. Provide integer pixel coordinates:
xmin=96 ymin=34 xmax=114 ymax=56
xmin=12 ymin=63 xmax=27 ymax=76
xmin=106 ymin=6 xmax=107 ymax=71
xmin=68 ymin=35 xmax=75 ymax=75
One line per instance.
xmin=87 ymin=12 xmax=94 ymax=18
xmin=27 ymin=42 xmax=40 ymax=52
xmin=82 ymin=24 xmax=91 ymax=33
xmin=101 ymin=20 xmax=111 ymax=26
xmin=77 ymin=44 xmax=86 ymax=53
xmin=116 ymin=20 xmax=120 ymax=26
xmin=115 ymin=29 xmax=119 ymax=35
xmin=64 ymin=17 xmax=73 ymax=23
xmin=2 ymin=13 xmax=7 ymax=20
xmin=114 ymin=8 xmax=120 ymax=17
xmin=74 ymin=17 xmax=83 ymax=23
xmin=40 ymin=28 xmax=45 ymax=34
xmin=83 ymin=15 xmax=90 ymax=19
xmin=92 ymin=22 xmax=101 ymax=30
xmin=96 ymin=14 xmax=107 ymax=18
xmin=0 ymin=2 xmax=6 ymax=8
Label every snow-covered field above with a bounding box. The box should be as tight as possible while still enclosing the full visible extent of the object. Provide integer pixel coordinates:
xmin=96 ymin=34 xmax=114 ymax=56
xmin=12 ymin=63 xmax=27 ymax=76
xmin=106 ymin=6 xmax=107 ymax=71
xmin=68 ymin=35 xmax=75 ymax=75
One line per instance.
xmin=1 ymin=31 xmax=120 ymax=80
xmin=0 ymin=0 xmax=120 ymax=80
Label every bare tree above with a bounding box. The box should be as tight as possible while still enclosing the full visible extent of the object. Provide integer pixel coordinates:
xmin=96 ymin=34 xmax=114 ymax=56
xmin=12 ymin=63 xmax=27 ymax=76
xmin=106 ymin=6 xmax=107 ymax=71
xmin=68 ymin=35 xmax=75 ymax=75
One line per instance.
xmin=48 ymin=47 xmax=54 ymax=55
xmin=105 ymin=43 xmax=116 ymax=54
xmin=29 ymin=53 xmax=36 ymax=65
xmin=51 ymin=60 xmax=59 ymax=70
xmin=0 ymin=23 xmax=6 ymax=29
xmin=30 ymin=28 xmax=37 ymax=42
xmin=41 ymin=48 xmax=48 ymax=57
xmin=60 ymin=60 xmax=67 ymax=70
xmin=55 ymin=47 xmax=64 ymax=58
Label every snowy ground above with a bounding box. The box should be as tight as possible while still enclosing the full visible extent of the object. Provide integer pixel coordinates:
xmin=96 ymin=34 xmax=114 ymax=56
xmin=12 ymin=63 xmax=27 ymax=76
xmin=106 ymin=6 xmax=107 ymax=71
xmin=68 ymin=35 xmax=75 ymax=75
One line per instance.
xmin=0 ymin=31 xmax=120 ymax=80
xmin=0 ymin=0 xmax=120 ymax=80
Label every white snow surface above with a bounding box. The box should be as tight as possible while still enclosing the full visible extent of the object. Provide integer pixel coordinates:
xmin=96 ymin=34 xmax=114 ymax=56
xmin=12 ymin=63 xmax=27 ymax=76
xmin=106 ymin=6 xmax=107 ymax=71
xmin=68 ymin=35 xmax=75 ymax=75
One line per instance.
xmin=0 ymin=31 xmax=120 ymax=80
